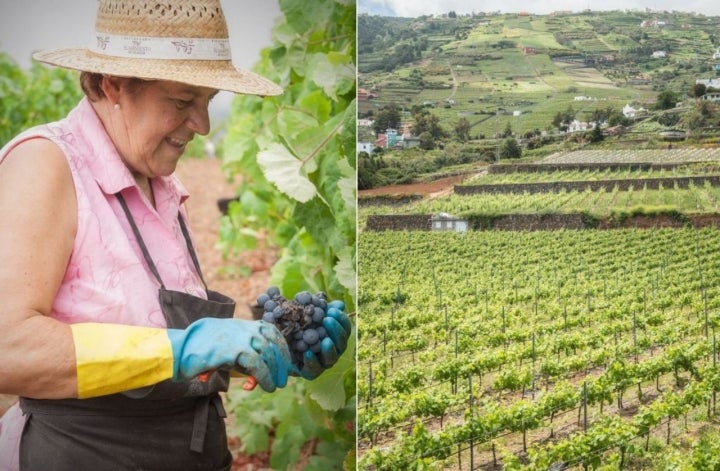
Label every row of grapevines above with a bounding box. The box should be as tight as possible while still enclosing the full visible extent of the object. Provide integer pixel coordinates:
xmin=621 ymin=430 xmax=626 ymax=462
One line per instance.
xmin=219 ymin=0 xmax=356 ymax=469
xmin=358 ymin=228 xmax=720 ymax=468
xmin=0 ymin=53 xmax=82 ymax=147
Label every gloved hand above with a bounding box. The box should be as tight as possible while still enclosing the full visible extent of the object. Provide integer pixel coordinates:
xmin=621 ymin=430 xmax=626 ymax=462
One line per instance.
xmin=168 ymin=318 xmax=292 ymax=392
xmin=292 ymin=300 xmax=352 ymax=380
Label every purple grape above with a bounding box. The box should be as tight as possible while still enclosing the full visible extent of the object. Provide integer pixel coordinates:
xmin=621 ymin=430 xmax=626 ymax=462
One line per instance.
xmin=256 ymin=293 xmax=270 ymax=306
xmin=294 ymin=291 xmax=313 ymax=306
xmin=262 ymin=312 xmax=275 ymax=323
xmin=312 ymin=307 xmax=325 ymax=323
xmin=264 ymin=299 xmax=278 ymax=312
xmin=302 ymin=328 xmax=319 ymax=345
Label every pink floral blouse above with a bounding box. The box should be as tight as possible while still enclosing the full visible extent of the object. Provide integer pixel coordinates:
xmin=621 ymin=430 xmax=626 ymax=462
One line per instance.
xmin=0 ymin=97 xmax=207 ymax=470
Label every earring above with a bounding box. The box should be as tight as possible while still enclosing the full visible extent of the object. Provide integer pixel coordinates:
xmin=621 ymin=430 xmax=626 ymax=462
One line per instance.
xmin=113 ymin=103 xmax=120 ymax=110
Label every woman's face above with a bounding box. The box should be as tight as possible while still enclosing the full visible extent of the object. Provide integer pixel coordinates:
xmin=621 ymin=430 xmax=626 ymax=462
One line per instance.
xmin=109 ymin=79 xmax=217 ymax=178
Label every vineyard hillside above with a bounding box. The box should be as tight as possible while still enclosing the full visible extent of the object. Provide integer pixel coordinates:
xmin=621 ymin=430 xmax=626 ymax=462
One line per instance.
xmin=358 ymin=10 xmax=720 ymax=190
xmin=358 ymin=144 xmax=720 ymax=469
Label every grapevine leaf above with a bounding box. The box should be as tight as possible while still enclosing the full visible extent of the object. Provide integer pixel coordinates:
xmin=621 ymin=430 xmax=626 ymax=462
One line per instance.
xmin=277 ymin=108 xmax=319 ymax=141
xmin=279 ymin=0 xmax=332 ymax=34
xmin=334 ymin=246 xmax=356 ymax=297
xmin=298 ymin=89 xmax=332 ymax=123
xmin=308 ymin=52 xmax=356 ymax=101
xmin=338 ymin=175 xmax=356 ymax=214
xmin=307 ymin=327 xmax=355 ymax=411
xmin=257 ymin=143 xmax=317 ymax=203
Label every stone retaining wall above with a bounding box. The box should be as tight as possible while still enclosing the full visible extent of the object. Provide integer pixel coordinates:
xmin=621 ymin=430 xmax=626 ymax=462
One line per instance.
xmin=487 ymin=162 xmax=710 ymax=174
xmin=455 ymin=176 xmax=720 ymax=195
xmin=365 ymin=213 xmax=720 ymax=232
xmin=358 ymin=194 xmax=424 ymax=207
xmin=365 ymin=214 xmax=432 ymax=231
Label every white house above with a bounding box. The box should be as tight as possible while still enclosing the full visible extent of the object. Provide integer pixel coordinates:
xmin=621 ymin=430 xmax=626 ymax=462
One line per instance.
xmin=652 ymin=51 xmax=667 ymax=59
xmin=622 ymin=104 xmax=637 ymax=118
xmin=697 ymin=78 xmax=720 ymax=89
xmin=567 ymin=119 xmax=589 ymax=133
xmin=357 ymin=141 xmax=376 ymax=154
xmin=431 ymin=213 xmax=468 ymax=232
xmin=701 ymin=92 xmax=720 ymax=102
xmin=713 ymin=48 xmax=720 ymax=60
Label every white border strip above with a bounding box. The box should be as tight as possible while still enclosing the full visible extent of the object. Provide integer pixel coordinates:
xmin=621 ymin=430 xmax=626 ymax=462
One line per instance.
xmin=91 ymin=32 xmax=231 ymax=60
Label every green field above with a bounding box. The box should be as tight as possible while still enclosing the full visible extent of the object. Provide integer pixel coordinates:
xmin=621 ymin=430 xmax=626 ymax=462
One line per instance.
xmin=359 ymin=228 xmax=720 ymax=469
xmin=358 ymin=121 xmax=720 ymax=469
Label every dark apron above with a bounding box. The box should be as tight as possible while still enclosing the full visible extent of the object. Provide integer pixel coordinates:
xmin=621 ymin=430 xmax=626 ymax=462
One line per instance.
xmin=19 ymin=193 xmax=236 ymax=471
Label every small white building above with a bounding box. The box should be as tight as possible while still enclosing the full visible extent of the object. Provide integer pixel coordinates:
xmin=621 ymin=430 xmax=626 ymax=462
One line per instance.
xmin=701 ymin=92 xmax=720 ymax=102
xmin=357 ymin=141 xmax=376 ymax=154
xmin=652 ymin=50 xmax=667 ymax=59
xmin=431 ymin=213 xmax=468 ymax=232
xmin=567 ymin=119 xmax=589 ymax=133
xmin=622 ymin=104 xmax=637 ymax=118
xmin=697 ymin=78 xmax=720 ymax=89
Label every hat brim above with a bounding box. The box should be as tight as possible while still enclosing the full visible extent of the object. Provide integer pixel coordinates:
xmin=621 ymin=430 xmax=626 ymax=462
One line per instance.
xmin=33 ymin=48 xmax=282 ymax=96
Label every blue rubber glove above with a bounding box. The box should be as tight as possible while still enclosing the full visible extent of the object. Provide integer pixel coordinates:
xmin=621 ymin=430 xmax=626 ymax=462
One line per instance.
xmin=293 ymin=301 xmax=352 ymax=380
xmin=168 ymin=318 xmax=291 ymax=392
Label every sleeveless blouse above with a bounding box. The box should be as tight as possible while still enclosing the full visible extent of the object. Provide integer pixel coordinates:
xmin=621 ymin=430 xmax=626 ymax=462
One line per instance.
xmin=0 ymin=97 xmax=207 ymax=470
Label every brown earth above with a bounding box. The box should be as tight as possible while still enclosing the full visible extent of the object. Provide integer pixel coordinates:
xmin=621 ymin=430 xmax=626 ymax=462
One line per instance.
xmin=174 ymin=156 xmax=277 ymax=318
xmin=359 ymin=172 xmax=474 ymax=198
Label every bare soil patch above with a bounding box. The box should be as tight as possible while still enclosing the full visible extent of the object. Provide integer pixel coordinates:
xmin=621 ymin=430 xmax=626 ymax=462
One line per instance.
xmin=359 ymin=173 xmax=472 ymax=198
xmin=174 ymin=156 xmax=277 ymax=319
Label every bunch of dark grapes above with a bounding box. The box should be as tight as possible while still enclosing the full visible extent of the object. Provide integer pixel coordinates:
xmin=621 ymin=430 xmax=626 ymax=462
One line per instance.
xmin=256 ymin=286 xmax=333 ymax=365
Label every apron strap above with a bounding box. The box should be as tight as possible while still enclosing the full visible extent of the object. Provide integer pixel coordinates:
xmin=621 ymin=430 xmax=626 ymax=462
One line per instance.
xmin=116 ymin=192 xmax=209 ymax=293
xmin=116 ymin=193 xmax=166 ymax=289
xmin=177 ymin=212 xmax=210 ymax=293
xmin=190 ymin=394 xmax=227 ymax=453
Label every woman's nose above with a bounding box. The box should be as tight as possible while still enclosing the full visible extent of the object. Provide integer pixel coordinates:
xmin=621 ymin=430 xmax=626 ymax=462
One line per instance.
xmin=187 ymin=103 xmax=211 ymax=136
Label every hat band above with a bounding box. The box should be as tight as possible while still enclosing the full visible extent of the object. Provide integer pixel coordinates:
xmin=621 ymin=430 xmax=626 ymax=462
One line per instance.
xmin=91 ymin=32 xmax=231 ymax=60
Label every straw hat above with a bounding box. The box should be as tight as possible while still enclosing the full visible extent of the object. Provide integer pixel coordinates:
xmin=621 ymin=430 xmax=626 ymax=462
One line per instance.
xmin=33 ymin=0 xmax=282 ymax=96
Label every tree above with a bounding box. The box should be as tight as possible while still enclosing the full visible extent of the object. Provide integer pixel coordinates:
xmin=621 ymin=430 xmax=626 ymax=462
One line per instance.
xmin=454 ymin=117 xmax=471 ymax=142
xmin=551 ymin=105 xmax=575 ymax=131
xmin=691 ymin=83 xmax=707 ymax=98
xmin=373 ymin=104 xmax=401 ymax=135
xmin=588 ymin=123 xmax=604 ymax=143
xmin=655 ymin=90 xmax=678 ymax=110
xmin=419 ymin=131 xmax=435 ymax=150
xmin=412 ymin=109 xmax=447 ymax=141
xmin=499 ymin=138 xmax=522 ymax=159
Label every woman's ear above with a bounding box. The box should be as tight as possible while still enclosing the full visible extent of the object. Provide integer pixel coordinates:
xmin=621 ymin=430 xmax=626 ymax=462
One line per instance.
xmin=99 ymin=75 xmax=123 ymax=105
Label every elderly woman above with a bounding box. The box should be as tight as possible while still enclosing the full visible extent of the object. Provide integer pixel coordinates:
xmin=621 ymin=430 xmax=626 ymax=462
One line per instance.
xmin=0 ymin=1 xmax=350 ymax=470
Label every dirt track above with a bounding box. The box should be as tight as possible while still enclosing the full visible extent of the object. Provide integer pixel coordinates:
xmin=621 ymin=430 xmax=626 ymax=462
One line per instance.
xmin=174 ymin=156 xmax=276 ymax=319
xmin=359 ymin=173 xmax=473 ymax=198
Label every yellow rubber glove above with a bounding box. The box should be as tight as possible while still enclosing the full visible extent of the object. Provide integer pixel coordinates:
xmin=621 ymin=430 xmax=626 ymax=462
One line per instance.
xmin=70 ymin=319 xmax=291 ymax=398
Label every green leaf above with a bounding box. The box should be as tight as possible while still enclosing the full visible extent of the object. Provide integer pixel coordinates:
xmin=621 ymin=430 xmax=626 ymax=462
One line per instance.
xmin=307 ymin=327 xmax=355 ymax=411
xmin=257 ymin=143 xmax=317 ymax=203
xmin=307 ymin=52 xmax=356 ymax=101
xmin=334 ymin=246 xmax=356 ymax=298
xmin=338 ymin=175 xmax=356 ymax=215
xmin=280 ymin=0 xmax=333 ymax=34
